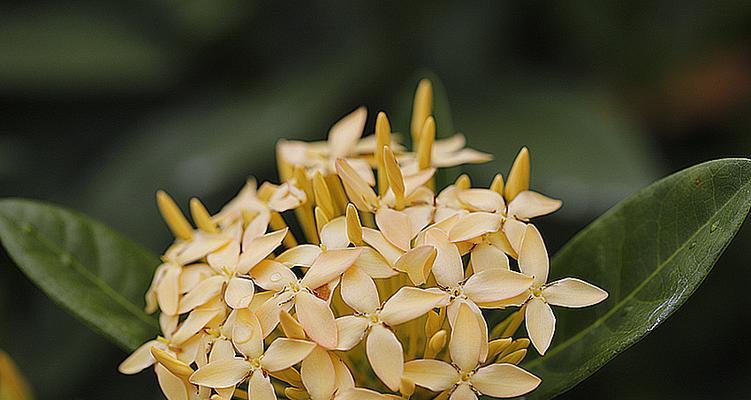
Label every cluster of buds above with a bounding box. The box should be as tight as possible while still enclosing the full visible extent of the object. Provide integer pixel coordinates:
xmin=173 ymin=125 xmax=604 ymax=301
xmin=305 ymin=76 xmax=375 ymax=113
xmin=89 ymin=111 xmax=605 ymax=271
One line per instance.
xmin=119 ymin=79 xmax=608 ymax=400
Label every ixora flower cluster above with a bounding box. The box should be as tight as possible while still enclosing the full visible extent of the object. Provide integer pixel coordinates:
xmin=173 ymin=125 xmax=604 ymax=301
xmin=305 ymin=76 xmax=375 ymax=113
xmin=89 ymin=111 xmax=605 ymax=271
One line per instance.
xmin=119 ymin=80 xmax=608 ymax=400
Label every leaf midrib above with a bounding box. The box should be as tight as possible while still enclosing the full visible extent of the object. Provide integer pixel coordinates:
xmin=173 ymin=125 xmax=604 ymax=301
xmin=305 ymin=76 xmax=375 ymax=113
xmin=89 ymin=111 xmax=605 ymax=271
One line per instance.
xmin=525 ymin=172 xmax=750 ymax=368
xmin=0 ymin=210 xmax=158 ymax=329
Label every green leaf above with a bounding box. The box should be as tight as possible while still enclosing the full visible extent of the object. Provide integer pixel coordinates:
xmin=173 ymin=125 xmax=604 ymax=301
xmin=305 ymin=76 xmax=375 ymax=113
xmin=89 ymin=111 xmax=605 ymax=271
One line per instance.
xmin=523 ymin=158 xmax=751 ymax=398
xmin=0 ymin=199 xmax=159 ymax=351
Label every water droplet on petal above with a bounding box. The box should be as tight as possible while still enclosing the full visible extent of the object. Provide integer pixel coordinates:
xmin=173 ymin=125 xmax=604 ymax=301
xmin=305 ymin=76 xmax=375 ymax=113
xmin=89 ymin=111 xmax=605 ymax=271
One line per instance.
xmin=270 ymin=272 xmax=282 ymax=282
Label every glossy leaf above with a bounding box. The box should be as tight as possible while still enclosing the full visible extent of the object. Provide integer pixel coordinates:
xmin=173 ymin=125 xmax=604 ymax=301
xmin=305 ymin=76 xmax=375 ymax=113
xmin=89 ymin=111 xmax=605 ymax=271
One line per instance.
xmin=523 ymin=158 xmax=751 ymax=398
xmin=0 ymin=199 xmax=160 ymax=351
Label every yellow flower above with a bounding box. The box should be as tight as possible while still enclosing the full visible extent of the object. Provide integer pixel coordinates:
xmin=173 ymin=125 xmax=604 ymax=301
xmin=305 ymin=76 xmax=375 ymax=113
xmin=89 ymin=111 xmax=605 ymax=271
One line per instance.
xmin=514 ymin=224 xmax=608 ymax=355
xmin=120 ymin=78 xmax=609 ymax=400
xmin=403 ymin=304 xmax=541 ymax=399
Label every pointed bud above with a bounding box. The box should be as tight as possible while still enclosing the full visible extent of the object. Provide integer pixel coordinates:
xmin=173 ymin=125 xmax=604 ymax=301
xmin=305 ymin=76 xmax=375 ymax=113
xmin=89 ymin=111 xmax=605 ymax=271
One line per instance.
xmin=279 ymin=310 xmax=307 ymax=340
xmin=497 ymin=348 xmax=527 ymax=365
xmin=383 ymin=146 xmax=405 ymax=210
xmin=285 ymin=387 xmax=310 ymax=400
xmin=313 ymin=172 xmax=337 ymax=218
xmin=156 ymin=190 xmax=193 ymax=240
xmin=376 ymin=112 xmax=392 ymax=196
xmin=454 ymin=174 xmax=471 ymax=190
xmin=487 ymin=337 xmax=513 ymax=360
xmin=490 ymin=174 xmax=505 ymax=195
xmin=505 ymin=147 xmax=530 ymax=201
xmin=425 ymin=330 xmax=448 ymax=359
xmin=417 ymin=116 xmax=435 ymax=170
xmin=345 ymin=204 xmax=363 ymax=245
xmin=189 ymin=198 xmax=218 ymax=233
xmin=411 ymin=79 xmax=433 ymax=147
xmin=150 ymin=347 xmax=194 ymax=379
xmin=314 ymin=206 xmax=330 ymax=237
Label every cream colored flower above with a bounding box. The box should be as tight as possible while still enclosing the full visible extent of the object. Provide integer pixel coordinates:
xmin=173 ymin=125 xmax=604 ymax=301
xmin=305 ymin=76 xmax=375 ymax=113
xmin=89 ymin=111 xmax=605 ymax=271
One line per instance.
xmin=514 ymin=224 xmax=608 ymax=355
xmin=190 ymin=312 xmax=316 ymax=400
xmin=251 ymin=247 xmax=362 ymax=348
xmin=277 ymin=107 xmax=389 ymax=184
xmin=213 ymin=179 xmax=306 ymax=228
xmin=335 ymin=267 xmax=448 ymax=391
xmin=337 ymin=146 xmax=435 ymax=254
xmin=404 ymin=303 xmax=541 ymax=399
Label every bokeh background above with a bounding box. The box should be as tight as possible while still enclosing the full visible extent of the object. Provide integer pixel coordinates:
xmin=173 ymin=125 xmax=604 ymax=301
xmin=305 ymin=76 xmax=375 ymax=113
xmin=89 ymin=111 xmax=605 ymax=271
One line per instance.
xmin=1 ymin=1 xmax=750 ymax=399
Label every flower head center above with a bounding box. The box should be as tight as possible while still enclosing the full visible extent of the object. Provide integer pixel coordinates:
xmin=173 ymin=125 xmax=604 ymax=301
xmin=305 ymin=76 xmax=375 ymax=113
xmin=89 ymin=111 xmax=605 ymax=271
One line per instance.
xmin=250 ymin=357 xmax=263 ymax=370
xmin=460 ymin=371 xmax=473 ymax=382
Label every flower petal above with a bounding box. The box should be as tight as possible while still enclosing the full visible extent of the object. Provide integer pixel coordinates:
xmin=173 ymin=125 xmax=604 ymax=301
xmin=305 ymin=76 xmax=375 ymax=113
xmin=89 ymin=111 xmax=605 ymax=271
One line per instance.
xmin=261 ymin=338 xmax=316 ymax=372
xmin=403 ymin=205 xmax=435 ymax=238
xmin=457 ymin=189 xmax=505 ymax=213
xmin=362 ymin=227 xmax=403 ymax=266
xmin=249 ymin=369 xmax=277 ymax=400
xmin=331 ymin=353 xmax=355 ymax=390
xmin=156 ymin=364 xmax=190 ymax=400
xmin=423 ymin=229 xmax=464 ymax=288
xmin=251 ymin=260 xmax=297 ymax=291
xmin=375 ymin=208 xmax=413 ymax=251
xmin=180 ymin=263 xmax=215 ymax=293
xmin=464 ymin=269 xmax=533 ymax=304
xmin=178 ymin=275 xmax=225 ymax=314
xmin=232 ymin=310 xmax=264 ymax=358
xmin=449 ymin=303 xmax=482 ymax=372
xmin=506 ymin=191 xmax=562 ymax=220
xmin=295 ymin=291 xmax=338 ymax=349
xmin=328 ymin=107 xmax=366 ymax=159
xmin=543 ymin=278 xmax=608 ymax=308
xmin=237 ymin=229 xmax=287 ymax=274
xmin=502 ymin=217 xmax=527 ymax=255
xmin=470 ymin=243 xmax=509 ymax=273
xmin=403 ymin=359 xmax=459 ymax=391
xmin=189 ymin=358 xmax=251 ymax=388
xmin=207 ymin=241 xmax=240 ymax=274
xmin=354 ymin=247 xmax=398 ymax=278
xmin=341 ymin=267 xmax=380 ymax=314
xmin=471 ymin=363 xmax=541 ymax=398
xmin=518 ymin=224 xmax=549 ymax=286
xmin=336 ymin=159 xmax=379 ymax=211
xmin=335 ymin=316 xmax=368 ymax=351
xmin=450 ymin=383 xmax=477 ymax=400
xmin=380 ymin=287 xmax=449 ymax=326
xmin=448 ymin=212 xmax=502 ymax=243
xmin=118 ymin=340 xmax=160 ymax=374
xmin=525 ymin=297 xmax=556 ymax=355
xmin=301 ymin=347 xmax=337 ymax=400
xmin=277 ymin=244 xmax=323 ymax=268
xmin=301 ymin=248 xmax=362 ymax=290
xmin=171 ymin=308 xmax=221 ymax=345
xmin=225 ymin=276 xmax=255 ymax=309
xmin=395 ymin=245 xmax=437 ymax=286
xmin=156 ymin=264 xmax=180 ymax=316
xmin=366 ymin=324 xmax=404 ymax=391
xmin=336 ymin=388 xmax=389 ymax=400
xmin=321 ymin=217 xmax=350 ymax=250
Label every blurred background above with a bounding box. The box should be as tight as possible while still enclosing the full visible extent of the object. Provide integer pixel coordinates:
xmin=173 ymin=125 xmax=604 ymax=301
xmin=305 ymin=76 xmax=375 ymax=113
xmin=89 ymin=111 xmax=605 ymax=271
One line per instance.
xmin=1 ymin=1 xmax=750 ymax=399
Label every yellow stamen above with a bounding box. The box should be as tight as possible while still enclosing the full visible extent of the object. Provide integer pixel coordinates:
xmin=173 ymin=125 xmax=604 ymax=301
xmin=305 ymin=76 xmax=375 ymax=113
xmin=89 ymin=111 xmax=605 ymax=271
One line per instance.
xmin=345 ymin=204 xmax=363 ymax=245
xmin=411 ymin=79 xmax=433 ymax=148
xmin=150 ymin=348 xmax=194 ymax=379
xmin=383 ymin=146 xmax=406 ymax=210
xmin=189 ymin=198 xmax=218 ymax=233
xmin=375 ymin=112 xmax=392 ymax=196
xmin=505 ymin=147 xmax=530 ymax=201
xmin=156 ymin=190 xmax=193 ymax=240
